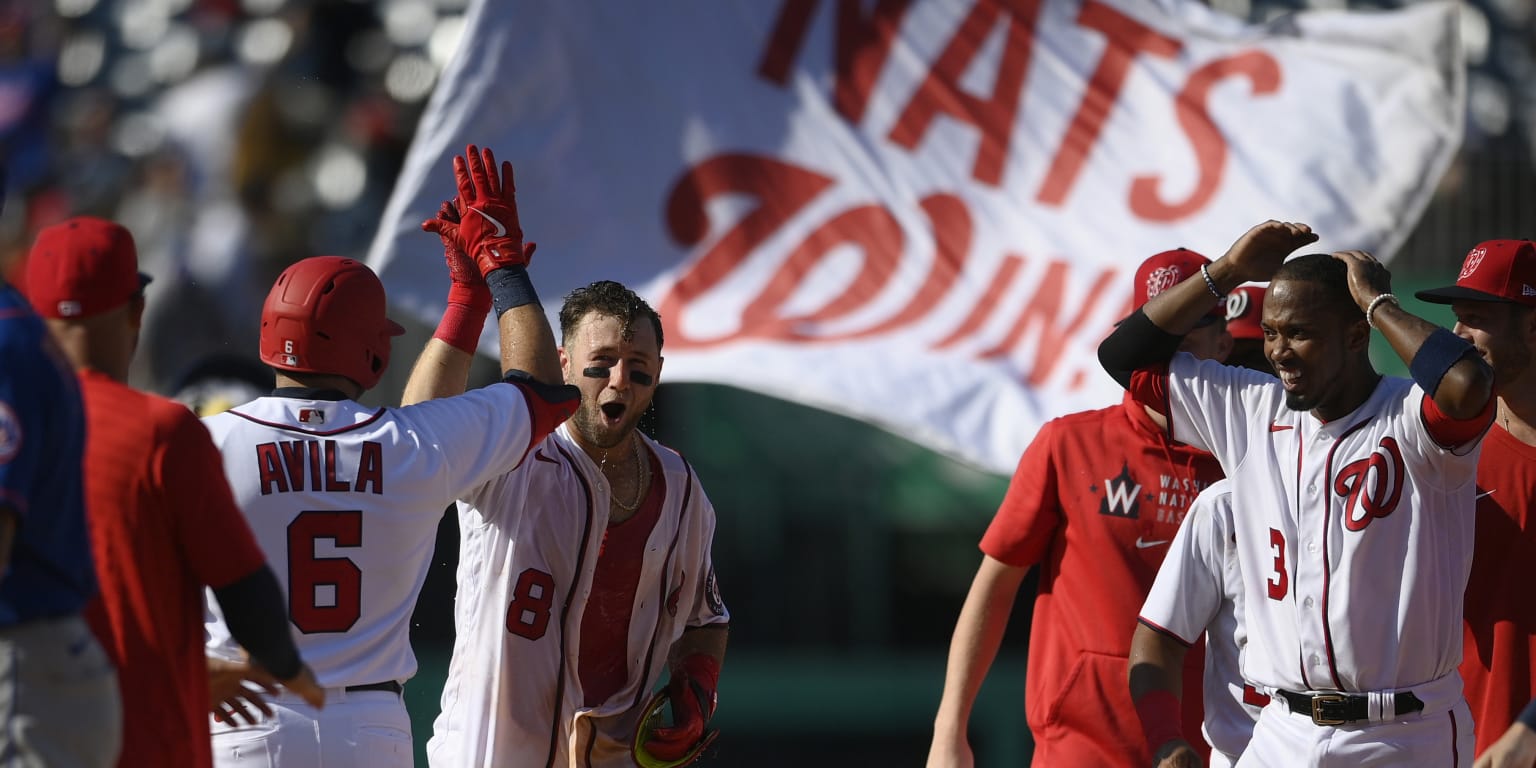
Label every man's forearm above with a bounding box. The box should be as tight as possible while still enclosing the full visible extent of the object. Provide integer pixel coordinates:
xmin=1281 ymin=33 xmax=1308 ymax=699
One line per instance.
xmin=670 ymin=624 xmax=728 ymax=668
xmin=1369 ymin=302 xmax=1491 ymax=419
xmin=1128 ymin=622 xmax=1187 ymax=701
xmin=496 ymin=301 xmax=563 ymax=386
xmin=934 ymin=557 xmax=1026 ymax=730
xmin=212 ymin=566 xmax=303 ymax=681
xmin=402 ymin=338 xmax=476 ymax=405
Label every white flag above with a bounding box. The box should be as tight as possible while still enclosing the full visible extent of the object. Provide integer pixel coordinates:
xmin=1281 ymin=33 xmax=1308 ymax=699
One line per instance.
xmin=367 ymin=0 xmax=1462 ymax=475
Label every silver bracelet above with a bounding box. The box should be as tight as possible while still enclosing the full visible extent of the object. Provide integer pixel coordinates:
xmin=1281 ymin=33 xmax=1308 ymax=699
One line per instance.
xmin=1365 ymin=293 xmax=1400 ymax=329
xmin=1199 ymin=263 xmax=1224 ymax=300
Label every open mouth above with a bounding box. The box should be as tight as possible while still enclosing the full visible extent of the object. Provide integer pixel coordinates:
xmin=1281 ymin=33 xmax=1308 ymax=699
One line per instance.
xmin=599 ymin=401 xmax=627 ymax=424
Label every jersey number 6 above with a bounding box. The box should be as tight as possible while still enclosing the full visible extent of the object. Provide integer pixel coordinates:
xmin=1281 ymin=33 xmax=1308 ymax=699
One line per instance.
xmin=288 ymin=510 xmax=363 ymax=634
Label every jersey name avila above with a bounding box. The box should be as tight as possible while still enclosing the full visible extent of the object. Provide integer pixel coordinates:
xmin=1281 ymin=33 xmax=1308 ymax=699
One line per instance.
xmin=254 ymin=439 xmax=385 ymax=495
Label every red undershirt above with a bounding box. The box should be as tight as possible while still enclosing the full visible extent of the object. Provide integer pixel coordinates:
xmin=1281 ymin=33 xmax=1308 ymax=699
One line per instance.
xmin=579 ymin=447 xmax=666 ymax=706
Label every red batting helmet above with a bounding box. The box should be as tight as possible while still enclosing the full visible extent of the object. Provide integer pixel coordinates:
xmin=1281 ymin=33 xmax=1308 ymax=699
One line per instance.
xmin=259 ymin=256 xmax=405 ymax=391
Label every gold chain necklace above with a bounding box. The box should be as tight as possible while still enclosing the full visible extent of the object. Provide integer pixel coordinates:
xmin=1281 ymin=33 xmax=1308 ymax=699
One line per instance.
xmin=611 ymin=435 xmax=646 ymax=512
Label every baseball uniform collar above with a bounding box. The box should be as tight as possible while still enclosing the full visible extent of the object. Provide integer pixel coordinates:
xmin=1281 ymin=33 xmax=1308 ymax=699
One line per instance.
xmin=270 ymin=386 xmax=351 ymax=401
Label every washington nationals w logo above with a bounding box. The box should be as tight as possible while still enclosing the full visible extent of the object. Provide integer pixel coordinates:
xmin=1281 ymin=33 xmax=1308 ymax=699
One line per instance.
xmin=1334 ymin=436 xmax=1405 ymax=532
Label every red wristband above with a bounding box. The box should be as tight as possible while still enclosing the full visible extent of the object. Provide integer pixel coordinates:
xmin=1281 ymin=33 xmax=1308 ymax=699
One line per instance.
xmin=1134 ymin=689 xmax=1183 ymax=753
xmin=433 ymin=282 xmax=491 ymax=354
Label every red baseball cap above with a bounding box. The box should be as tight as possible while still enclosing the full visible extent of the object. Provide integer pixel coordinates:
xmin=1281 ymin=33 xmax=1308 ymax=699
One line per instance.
xmin=1415 ymin=240 xmax=1536 ymax=307
xmin=1224 ymin=284 xmax=1266 ymax=340
xmin=24 ymin=217 xmax=153 ymax=319
xmin=1134 ymin=248 xmax=1224 ymax=324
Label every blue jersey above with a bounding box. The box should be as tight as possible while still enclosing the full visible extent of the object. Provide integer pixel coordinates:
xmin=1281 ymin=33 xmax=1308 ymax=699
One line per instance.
xmin=0 ymin=282 xmax=94 ymax=624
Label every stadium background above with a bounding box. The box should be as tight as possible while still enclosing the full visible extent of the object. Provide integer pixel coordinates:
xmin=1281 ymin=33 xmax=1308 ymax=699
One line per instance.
xmin=1 ymin=0 xmax=1529 ymax=764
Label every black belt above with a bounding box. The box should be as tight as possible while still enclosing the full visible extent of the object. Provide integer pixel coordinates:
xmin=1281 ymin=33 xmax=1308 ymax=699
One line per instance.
xmin=1275 ymin=689 xmax=1423 ymax=726
xmin=344 ymin=680 xmax=402 ymax=695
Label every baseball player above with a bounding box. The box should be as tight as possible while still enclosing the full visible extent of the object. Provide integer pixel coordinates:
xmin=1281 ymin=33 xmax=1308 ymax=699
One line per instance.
xmin=402 ymin=148 xmax=729 ymax=767
xmin=1099 ymin=221 xmax=1496 ymax=766
xmin=1412 ymin=239 xmax=1536 ymax=766
xmin=927 ymin=249 xmax=1230 ymax=768
xmin=0 ymin=273 xmax=120 ymax=768
xmin=1132 ymin=480 xmax=1268 ymax=768
xmin=202 ymin=146 xmax=579 ymax=767
xmin=23 ymin=216 xmax=324 ymax=768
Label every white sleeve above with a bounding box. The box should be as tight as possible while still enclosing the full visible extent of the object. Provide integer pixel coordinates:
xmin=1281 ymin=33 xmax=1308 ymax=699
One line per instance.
xmin=685 ymin=479 xmax=730 ymax=628
xmin=399 ymin=382 xmax=538 ymax=500
xmin=1139 ymin=488 xmax=1228 ymax=645
xmin=1164 ymin=354 xmax=1273 ymax=467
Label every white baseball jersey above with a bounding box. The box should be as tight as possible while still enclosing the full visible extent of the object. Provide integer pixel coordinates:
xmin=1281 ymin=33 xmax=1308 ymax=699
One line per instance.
xmin=1157 ymin=354 xmax=1486 ymax=697
xmin=428 ymin=423 xmax=729 ymax=768
xmin=203 ymin=383 xmax=550 ymax=687
xmin=1139 ymin=479 xmax=1260 ymax=761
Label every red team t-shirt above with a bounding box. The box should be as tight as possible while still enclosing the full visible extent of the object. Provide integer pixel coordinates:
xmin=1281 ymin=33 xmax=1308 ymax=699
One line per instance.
xmin=580 ymin=448 xmax=667 ymax=706
xmin=1461 ymin=423 xmax=1536 ymax=760
xmin=981 ymin=395 xmax=1222 ymax=767
xmin=77 ymin=370 xmax=267 ymax=768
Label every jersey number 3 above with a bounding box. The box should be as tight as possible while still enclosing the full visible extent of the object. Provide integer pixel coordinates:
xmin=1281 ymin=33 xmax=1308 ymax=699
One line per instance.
xmin=1267 ymin=527 xmax=1289 ymax=601
xmin=288 ymin=510 xmax=363 ymax=634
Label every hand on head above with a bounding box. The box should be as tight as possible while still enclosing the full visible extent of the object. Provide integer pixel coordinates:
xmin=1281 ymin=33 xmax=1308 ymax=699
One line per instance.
xmin=1222 ymin=220 xmax=1318 ymax=282
xmin=1331 ymin=249 xmax=1393 ymax=311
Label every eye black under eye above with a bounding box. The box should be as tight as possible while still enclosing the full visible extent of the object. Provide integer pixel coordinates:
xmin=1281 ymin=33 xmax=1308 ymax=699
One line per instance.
xmin=581 ymin=365 xmax=654 ymax=386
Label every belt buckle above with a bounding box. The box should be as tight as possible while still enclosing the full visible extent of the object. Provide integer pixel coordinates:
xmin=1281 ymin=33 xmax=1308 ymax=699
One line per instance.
xmin=1309 ymin=694 xmax=1350 ymax=726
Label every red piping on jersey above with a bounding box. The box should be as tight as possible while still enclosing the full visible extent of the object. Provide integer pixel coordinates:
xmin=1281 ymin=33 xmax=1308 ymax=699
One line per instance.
xmin=628 ymin=455 xmax=694 ymax=714
xmin=1450 ymin=709 xmax=1460 ymax=767
xmin=1137 ymin=617 xmax=1197 ymax=648
xmin=546 ymin=442 xmax=598 ymax=768
xmin=1319 ymin=419 xmax=1373 ymax=691
xmin=1295 ymin=435 xmax=1311 ymax=691
xmin=510 ymin=381 xmax=579 ymax=470
xmin=226 ymin=406 xmax=387 ymax=436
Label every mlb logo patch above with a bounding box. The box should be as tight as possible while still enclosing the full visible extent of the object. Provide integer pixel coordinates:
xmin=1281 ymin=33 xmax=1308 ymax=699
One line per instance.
xmin=1524 ymin=284 xmax=1536 ymax=297
xmin=281 ymin=354 xmax=299 ymax=366
xmin=298 ymin=408 xmax=326 ymax=425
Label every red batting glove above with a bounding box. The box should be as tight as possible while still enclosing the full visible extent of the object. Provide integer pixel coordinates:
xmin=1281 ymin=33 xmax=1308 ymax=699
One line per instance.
xmin=421 ymin=199 xmax=489 ymax=306
xmin=422 ymin=199 xmax=491 ymax=353
xmin=451 ymin=144 xmax=530 ymax=277
xmin=643 ymin=655 xmax=720 ymax=762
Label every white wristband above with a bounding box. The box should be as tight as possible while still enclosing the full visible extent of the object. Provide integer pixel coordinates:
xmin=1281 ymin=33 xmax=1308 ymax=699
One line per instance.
xmin=1365 ymin=293 xmax=1400 ymax=329
xmin=1199 ymin=264 xmax=1224 ymax=300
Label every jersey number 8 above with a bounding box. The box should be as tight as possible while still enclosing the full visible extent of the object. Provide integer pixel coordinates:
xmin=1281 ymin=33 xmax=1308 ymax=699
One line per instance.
xmin=507 ymin=568 xmax=555 ymax=641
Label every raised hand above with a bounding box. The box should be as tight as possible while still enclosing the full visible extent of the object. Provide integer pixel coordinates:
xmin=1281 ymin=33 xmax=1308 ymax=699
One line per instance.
xmin=1221 ymin=220 xmax=1318 ymax=282
xmin=451 ymin=144 xmax=530 ymax=277
xmin=1331 ymin=250 xmax=1394 ymax=313
xmin=422 ymin=199 xmax=488 ymax=300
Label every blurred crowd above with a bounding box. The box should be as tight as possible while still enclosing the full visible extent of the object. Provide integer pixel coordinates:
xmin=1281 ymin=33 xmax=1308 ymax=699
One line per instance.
xmin=0 ymin=0 xmax=467 ymax=391
xmin=0 ymin=0 xmax=1532 ymax=395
